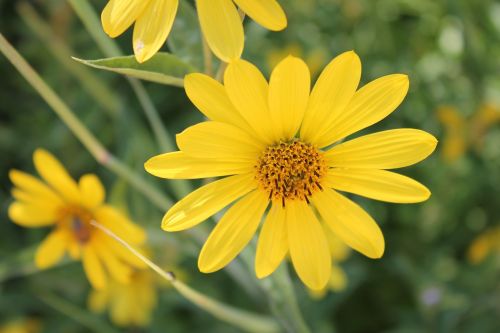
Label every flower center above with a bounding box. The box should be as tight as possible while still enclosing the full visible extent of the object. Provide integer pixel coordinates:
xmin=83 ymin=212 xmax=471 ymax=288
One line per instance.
xmin=255 ymin=139 xmax=327 ymax=205
xmin=58 ymin=205 xmax=94 ymax=244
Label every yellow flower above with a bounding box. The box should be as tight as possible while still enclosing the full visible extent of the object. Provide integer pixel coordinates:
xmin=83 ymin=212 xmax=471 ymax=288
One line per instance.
xmin=88 ymin=269 xmax=157 ymax=327
xmin=467 ymin=227 xmax=500 ymax=264
xmin=101 ymin=0 xmax=287 ymax=63
xmin=0 ymin=319 xmax=40 ymax=333
xmin=8 ymin=149 xmax=146 ymax=289
xmin=437 ymin=103 xmax=500 ymax=162
xmin=145 ymin=51 xmax=437 ymax=290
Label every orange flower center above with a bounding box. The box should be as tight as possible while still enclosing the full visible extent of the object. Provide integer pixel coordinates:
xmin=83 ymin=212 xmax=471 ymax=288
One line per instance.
xmin=255 ymin=139 xmax=327 ymax=205
xmin=58 ymin=205 xmax=94 ymax=244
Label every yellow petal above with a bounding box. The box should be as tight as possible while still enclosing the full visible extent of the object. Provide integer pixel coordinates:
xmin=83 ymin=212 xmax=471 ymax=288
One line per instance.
xmin=9 ymin=169 xmax=63 ymax=207
xmin=268 ymin=56 xmax=310 ymax=141
xmin=88 ymin=288 xmax=110 ymax=313
xmin=133 ymin=0 xmax=178 ymax=63
xmin=233 ymin=0 xmax=287 ymax=30
xmin=197 ymin=0 xmax=243 ymax=62
xmin=95 ymin=242 xmax=132 ymax=284
xmin=198 ymin=191 xmax=268 ymax=273
xmin=287 ymin=200 xmax=331 ymax=290
xmin=8 ymin=202 xmax=56 ymax=227
xmin=35 ymin=230 xmax=68 ymax=269
xmin=323 ymin=225 xmax=350 ymax=261
xmin=145 ymin=151 xmax=253 ymax=179
xmin=224 ymin=59 xmax=275 ymax=144
xmin=101 ymin=0 xmax=149 ymax=38
xmin=98 ymin=233 xmax=147 ymax=269
xmin=255 ymin=202 xmax=288 ymax=278
xmin=11 ymin=188 xmax=59 ymax=212
xmin=312 ymin=188 xmax=384 ymax=259
xmin=95 ymin=205 xmax=146 ymax=245
xmin=326 ymin=169 xmax=431 ymax=203
xmin=176 ymin=121 xmax=263 ymax=162
xmin=300 ymin=51 xmax=361 ymax=145
xmin=184 ymin=73 xmax=251 ymax=131
xmin=329 ymin=265 xmax=347 ymax=291
xmin=83 ymin=245 xmax=107 ymax=289
xmin=162 ymin=173 xmax=256 ymax=231
xmin=33 ymin=149 xmax=81 ymax=203
xmin=325 ymin=129 xmax=438 ymax=169
xmin=79 ymin=174 xmax=105 ymax=210
xmin=318 ymin=74 xmax=409 ymax=147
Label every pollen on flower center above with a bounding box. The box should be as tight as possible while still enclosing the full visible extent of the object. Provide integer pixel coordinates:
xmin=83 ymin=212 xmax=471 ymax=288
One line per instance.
xmin=255 ymin=139 xmax=328 ymax=205
xmin=58 ymin=205 xmax=94 ymax=244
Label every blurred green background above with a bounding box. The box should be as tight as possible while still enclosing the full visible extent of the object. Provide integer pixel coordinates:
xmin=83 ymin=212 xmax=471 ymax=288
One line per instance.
xmin=1 ymin=0 xmax=499 ymax=332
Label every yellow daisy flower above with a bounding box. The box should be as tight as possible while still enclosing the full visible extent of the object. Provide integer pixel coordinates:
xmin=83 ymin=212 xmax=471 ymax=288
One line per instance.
xmin=145 ymin=51 xmax=437 ymax=290
xmin=467 ymin=227 xmax=500 ymax=264
xmin=8 ymin=149 xmax=146 ymax=289
xmin=88 ymin=269 xmax=157 ymax=327
xmin=101 ymin=0 xmax=287 ymax=63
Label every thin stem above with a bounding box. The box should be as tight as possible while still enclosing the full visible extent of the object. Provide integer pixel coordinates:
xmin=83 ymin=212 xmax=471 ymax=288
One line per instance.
xmin=91 ymin=221 xmax=280 ymax=333
xmin=0 ymin=33 xmax=171 ymax=210
xmin=201 ymin=35 xmax=213 ymax=76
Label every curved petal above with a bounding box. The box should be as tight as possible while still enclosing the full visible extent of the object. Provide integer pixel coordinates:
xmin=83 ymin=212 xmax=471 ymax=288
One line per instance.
xmin=325 ymin=129 xmax=438 ymax=169
xmin=79 ymin=174 xmax=105 ymax=210
xmin=35 ymin=229 xmax=69 ymax=269
xmin=95 ymin=242 xmax=132 ymax=284
xmin=8 ymin=202 xmax=56 ymax=227
xmin=94 ymin=205 xmax=146 ymax=245
xmin=184 ymin=73 xmax=251 ymax=131
xmin=101 ymin=0 xmax=149 ymax=38
xmin=312 ymin=188 xmax=384 ymax=259
xmin=255 ymin=202 xmax=288 ymax=278
xmin=133 ymin=0 xmax=178 ymax=63
xmin=233 ymin=0 xmax=287 ymax=30
xmin=83 ymin=245 xmax=107 ymax=289
xmin=88 ymin=288 xmax=110 ymax=313
xmin=97 ymin=233 xmax=147 ymax=269
xmin=162 ymin=173 xmax=256 ymax=231
xmin=176 ymin=121 xmax=264 ymax=161
xmin=300 ymin=51 xmax=361 ymax=145
xmin=318 ymin=74 xmax=409 ymax=147
xmin=198 ymin=190 xmax=268 ymax=272
xmin=268 ymin=56 xmax=310 ymax=141
xmin=145 ymin=151 xmax=253 ymax=179
xmin=9 ymin=170 xmax=63 ymax=207
xmin=225 ymin=60 xmax=275 ymax=144
xmin=33 ymin=149 xmax=80 ymax=203
xmin=287 ymin=200 xmax=331 ymax=290
xmin=197 ymin=0 xmax=243 ymax=62
xmin=326 ymin=169 xmax=431 ymax=203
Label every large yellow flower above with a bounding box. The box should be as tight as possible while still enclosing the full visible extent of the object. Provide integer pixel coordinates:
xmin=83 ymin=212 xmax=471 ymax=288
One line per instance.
xmin=145 ymin=51 xmax=437 ymax=290
xmin=8 ymin=149 xmax=146 ymax=289
xmin=101 ymin=0 xmax=287 ymax=63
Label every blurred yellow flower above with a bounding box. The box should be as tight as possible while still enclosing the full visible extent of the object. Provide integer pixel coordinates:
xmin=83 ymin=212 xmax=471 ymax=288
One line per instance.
xmin=437 ymin=103 xmax=500 ymax=162
xmin=266 ymin=43 xmax=327 ymax=77
xmin=0 ymin=319 xmax=40 ymax=333
xmin=145 ymin=51 xmax=437 ymax=290
xmin=467 ymin=227 xmax=500 ymax=264
xmin=88 ymin=269 xmax=157 ymax=327
xmin=8 ymin=149 xmax=146 ymax=289
xmin=101 ymin=0 xmax=287 ymax=63
xmin=309 ymin=226 xmax=350 ymax=298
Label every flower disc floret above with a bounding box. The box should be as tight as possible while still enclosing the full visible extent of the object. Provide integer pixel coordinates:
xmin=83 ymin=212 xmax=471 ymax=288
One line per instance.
xmin=255 ymin=140 xmax=327 ymax=204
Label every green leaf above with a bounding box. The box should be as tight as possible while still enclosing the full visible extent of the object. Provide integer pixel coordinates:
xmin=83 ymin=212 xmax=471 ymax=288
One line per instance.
xmin=73 ymin=53 xmax=195 ymax=87
xmin=167 ymin=1 xmax=204 ymax=70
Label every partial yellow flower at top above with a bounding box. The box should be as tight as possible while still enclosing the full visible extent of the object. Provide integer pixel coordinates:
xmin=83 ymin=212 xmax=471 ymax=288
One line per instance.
xmin=101 ymin=0 xmax=287 ymax=63
xmin=145 ymin=51 xmax=437 ymax=290
xmin=0 ymin=318 xmax=40 ymax=333
xmin=467 ymin=227 xmax=500 ymax=264
xmin=88 ymin=269 xmax=157 ymax=327
xmin=8 ymin=149 xmax=147 ymax=289
xmin=437 ymin=103 xmax=500 ymax=162
xmin=267 ymin=43 xmax=327 ymax=77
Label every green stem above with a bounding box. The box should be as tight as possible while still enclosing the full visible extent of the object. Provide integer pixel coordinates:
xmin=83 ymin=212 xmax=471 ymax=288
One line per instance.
xmin=91 ymin=221 xmax=280 ymax=333
xmin=0 ymin=33 xmax=171 ymax=210
xmin=37 ymin=291 xmax=119 ymax=333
